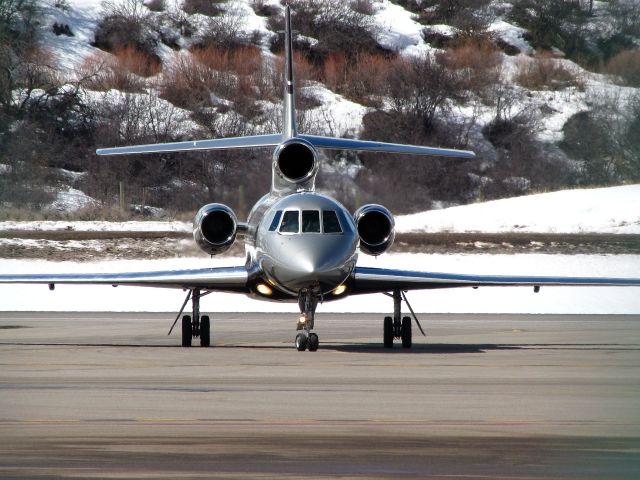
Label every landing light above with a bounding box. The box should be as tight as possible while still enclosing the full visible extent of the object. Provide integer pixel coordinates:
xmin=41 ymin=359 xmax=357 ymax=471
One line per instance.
xmin=333 ymin=284 xmax=347 ymax=296
xmin=256 ymin=283 xmax=273 ymax=296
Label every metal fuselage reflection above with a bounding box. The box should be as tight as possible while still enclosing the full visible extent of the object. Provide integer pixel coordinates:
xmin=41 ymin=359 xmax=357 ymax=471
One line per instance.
xmin=246 ymin=192 xmax=358 ymax=299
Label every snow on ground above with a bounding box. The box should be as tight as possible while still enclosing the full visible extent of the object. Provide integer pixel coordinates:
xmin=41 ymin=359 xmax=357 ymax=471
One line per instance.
xmin=396 ymin=185 xmax=640 ymax=234
xmin=41 ymin=0 xmax=104 ymax=72
xmin=373 ymin=0 xmax=431 ymax=56
xmin=0 ymin=253 xmax=638 ymax=313
xmin=0 ymin=220 xmax=190 ymax=232
xmin=47 ymin=187 xmax=100 ymax=213
xmin=488 ymin=20 xmax=532 ymax=54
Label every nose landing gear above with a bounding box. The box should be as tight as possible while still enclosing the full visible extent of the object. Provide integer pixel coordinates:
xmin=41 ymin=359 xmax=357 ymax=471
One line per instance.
xmin=295 ymin=291 xmax=320 ymax=351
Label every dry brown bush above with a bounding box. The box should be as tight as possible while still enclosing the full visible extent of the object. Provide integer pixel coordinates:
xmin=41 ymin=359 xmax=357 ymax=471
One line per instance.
xmin=604 ymin=49 xmax=640 ymax=87
xmin=79 ymin=48 xmax=159 ymax=92
xmin=515 ymin=53 xmax=584 ymax=91
xmin=321 ymin=51 xmax=392 ymax=106
xmin=191 ymin=45 xmax=262 ymax=77
xmin=159 ymin=52 xmax=212 ymax=109
xmin=438 ymin=35 xmax=502 ymax=96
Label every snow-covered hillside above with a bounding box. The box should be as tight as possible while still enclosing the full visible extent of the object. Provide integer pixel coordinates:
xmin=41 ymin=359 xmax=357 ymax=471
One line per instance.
xmin=3 ymin=0 xmax=640 ymax=219
xmin=396 ymin=184 xmax=640 ymax=234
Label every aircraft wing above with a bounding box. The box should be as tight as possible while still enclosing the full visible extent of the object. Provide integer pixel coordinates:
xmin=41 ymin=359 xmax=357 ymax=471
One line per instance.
xmin=350 ymin=266 xmax=640 ymax=294
xmin=0 ymin=266 xmax=249 ymax=292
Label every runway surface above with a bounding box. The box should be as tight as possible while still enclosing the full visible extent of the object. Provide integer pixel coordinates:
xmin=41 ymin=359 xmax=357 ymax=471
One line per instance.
xmin=1 ymin=312 xmax=639 ymax=479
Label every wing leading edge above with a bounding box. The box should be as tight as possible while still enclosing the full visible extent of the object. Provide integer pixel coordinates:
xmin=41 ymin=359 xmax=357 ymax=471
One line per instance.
xmin=0 ymin=266 xmax=248 ymax=292
xmin=351 ymin=266 xmax=640 ymax=294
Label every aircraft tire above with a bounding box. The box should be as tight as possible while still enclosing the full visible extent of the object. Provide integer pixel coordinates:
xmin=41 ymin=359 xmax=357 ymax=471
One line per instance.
xmin=295 ymin=333 xmax=308 ymax=351
xmin=200 ymin=315 xmax=210 ymax=347
xmin=308 ymin=333 xmax=319 ymax=351
xmin=182 ymin=315 xmax=192 ymax=347
xmin=383 ymin=316 xmax=393 ymax=348
xmin=401 ymin=316 xmax=412 ymax=349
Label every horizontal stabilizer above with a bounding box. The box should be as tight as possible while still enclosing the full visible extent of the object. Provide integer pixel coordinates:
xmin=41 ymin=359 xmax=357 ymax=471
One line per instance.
xmin=299 ymin=135 xmax=476 ymax=158
xmin=96 ymin=134 xmax=283 ymax=156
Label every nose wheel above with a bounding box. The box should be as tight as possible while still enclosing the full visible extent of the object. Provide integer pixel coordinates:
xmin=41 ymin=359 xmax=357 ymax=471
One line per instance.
xmin=295 ymin=291 xmax=320 ymax=351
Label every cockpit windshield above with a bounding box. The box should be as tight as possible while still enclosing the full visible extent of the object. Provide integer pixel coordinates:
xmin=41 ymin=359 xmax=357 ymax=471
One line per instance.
xmin=302 ymin=210 xmax=320 ymax=233
xmin=322 ymin=210 xmax=342 ymax=233
xmin=275 ymin=209 xmax=343 ymax=234
xmin=279 ymin=210 xmax=299 ymax=233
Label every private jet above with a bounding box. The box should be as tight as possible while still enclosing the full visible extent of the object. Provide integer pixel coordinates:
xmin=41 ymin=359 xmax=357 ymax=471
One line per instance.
xmin=1 ymin=6 xmax=639 ymax=351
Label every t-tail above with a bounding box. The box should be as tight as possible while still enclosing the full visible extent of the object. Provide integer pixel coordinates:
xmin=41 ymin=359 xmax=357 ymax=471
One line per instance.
xmin=95 ymin=5 xmax=476 ymax=181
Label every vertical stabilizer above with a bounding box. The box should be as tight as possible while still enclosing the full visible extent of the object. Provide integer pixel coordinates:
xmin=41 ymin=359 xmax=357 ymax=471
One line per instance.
xmin=283 ymin=5 xmax=297 ymax=139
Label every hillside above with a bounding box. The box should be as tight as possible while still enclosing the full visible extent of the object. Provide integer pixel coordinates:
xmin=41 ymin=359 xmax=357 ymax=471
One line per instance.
xmin=1 ymin=0 xmax=639 ymax=219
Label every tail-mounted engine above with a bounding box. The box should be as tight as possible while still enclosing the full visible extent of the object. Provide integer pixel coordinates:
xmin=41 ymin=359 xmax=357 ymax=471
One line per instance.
xmin=273 ymin=139 xmax=319 ymax=191
xmin=353 ymin=204 xmax=395 ymax=256
xmin=193 ymin=203 xmax=238 ymax=255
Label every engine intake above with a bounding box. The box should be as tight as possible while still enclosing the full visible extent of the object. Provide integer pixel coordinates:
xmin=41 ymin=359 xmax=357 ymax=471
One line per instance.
xmin=274 ymin=139 xmax=318 ymax=184
xmin=353 ymin=204 xmax=395 ymax=256
xmin=193 ymin=203 xmax=237 ymax=255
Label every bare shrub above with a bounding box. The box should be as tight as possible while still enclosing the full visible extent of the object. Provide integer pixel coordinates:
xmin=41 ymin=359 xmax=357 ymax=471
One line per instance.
xmin=269 ymin=0 xmax=379 ymax=62
xmin=79 ymin=49 xmax=153 ymax=92
xmin=515 ymin=54 xmax=584 ymax=91
xmin=159 ymin=52 xmax=213 ymax=109
xmin=321 ymin=51 xmax=393 ymax=106
xmin=251 ymin=0 xmax=278 ymax=17
xmin=192 ymin=45 xmax=262 ymax=77
xmin=94 ymin=0 xmax=159 ymax=58
xmin=182 ymin=0 xmax=223 ymax=16
xmin=419 ymin=0 xmax=494 ymax=31
xmin=386 ymin=53 xmax=466 ymax=131
xmin=196 ymin=8 xmax=251 ymax=49
xmin=604 ymin=49 xmax=640 ymax=87
xmin=145 ymin=0 xmax=165 ymax=12
xmin=437 ymin=34 xmax=502 ymax=97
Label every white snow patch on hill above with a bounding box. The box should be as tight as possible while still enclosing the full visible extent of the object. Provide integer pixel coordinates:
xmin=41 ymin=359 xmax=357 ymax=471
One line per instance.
xmin=396 ymin=185 xmax=640 ymax=234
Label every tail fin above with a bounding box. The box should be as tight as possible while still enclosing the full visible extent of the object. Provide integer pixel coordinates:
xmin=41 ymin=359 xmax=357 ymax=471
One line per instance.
xmin=283 ymin=4 xmax=297 ymax=139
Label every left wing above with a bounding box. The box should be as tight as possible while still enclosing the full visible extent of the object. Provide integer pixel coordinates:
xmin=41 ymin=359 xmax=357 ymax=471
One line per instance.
xmin=0 ymin=266 xmax=248 ymax=292
xmin=350 ymin=266 xmax=640 ymax=294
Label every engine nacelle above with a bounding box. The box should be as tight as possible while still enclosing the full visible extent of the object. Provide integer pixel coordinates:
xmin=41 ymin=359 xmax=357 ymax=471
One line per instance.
xmin=193 ymin=203 xmax=238 ymax=255
xmin=353 ymin=204 xmax=395 ymax=256
xmin=273 ymin=139 xmax=319 ymax=186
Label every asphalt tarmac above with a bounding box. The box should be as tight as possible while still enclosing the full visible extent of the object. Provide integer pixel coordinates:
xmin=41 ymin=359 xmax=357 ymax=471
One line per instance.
xmin=1 ymin=312 xmax=639 ymax=479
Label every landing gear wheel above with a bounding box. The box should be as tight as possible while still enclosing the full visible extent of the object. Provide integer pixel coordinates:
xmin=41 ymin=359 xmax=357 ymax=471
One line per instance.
xmin=181 ymin=315 xmax=192 ymax=347
xmin=308 ymin=333 xmax=319 ymax=352
xmin=401 ymin=316 xmax=412 ymax=349
xmin=200 ymin=315 xmax=210 ymax=347
xmin=383 ymin=316 xmax=393 ymax=349
xmin=295 ymin=333 xmax=308 ymax=351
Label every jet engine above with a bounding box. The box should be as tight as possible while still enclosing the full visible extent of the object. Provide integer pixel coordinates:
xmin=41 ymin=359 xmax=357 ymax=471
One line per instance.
xmin=193 ymin=203 xmax=238 ymax=255
xmin=353 ymin=204 xmax=395 ymax=256
xmin=273 ymin=139 xmax=319 ymax=185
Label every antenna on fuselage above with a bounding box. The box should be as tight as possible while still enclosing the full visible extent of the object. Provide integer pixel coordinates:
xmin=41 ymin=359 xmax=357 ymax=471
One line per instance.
xmin=283 ymin=4 xmax=297 ymax=140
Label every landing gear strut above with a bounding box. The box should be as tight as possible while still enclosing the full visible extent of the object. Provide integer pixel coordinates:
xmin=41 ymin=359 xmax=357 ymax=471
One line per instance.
xmin=169 ymin=288 xmax=211 ymax=347
xmin=383 ymin=290 xmax=425 ymax=349
xmin=295 ymin=290 xmax=319 ymax=352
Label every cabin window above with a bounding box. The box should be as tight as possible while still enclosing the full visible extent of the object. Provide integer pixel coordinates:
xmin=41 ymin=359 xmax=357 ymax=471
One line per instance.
xmin=279 ymin=210 xmax=299 ymax=233
xmin=323 ymin=210 xmax=342 ymax=234
xmin=302 ymin=210 xmax=320 ymax=233
xmin=268 ymin=210 xmax=282 ymax=231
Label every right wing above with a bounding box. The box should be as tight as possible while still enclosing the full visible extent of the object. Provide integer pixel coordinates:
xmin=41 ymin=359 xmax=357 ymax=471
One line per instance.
xmin=350 ymin=266 xmax=640 ymax=294
xmin=0 ymin=266 xmax=248 ymax=292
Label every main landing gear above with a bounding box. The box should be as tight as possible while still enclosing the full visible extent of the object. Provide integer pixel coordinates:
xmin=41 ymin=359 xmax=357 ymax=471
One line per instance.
xmin=169 ymin=288 xmax=211 ymax=347
xmin=295 ymin=290 xmax=319 ymax=352
xmin=383 ymin=290 xmax=426 ymax=349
